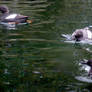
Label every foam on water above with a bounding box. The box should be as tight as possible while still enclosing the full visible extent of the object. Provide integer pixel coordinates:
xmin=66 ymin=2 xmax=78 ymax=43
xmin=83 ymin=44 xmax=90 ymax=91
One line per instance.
xmin=75 ymin=76 xmax=92 ymax=83
xmin=62 ymin=34 xmax=72 ymax=40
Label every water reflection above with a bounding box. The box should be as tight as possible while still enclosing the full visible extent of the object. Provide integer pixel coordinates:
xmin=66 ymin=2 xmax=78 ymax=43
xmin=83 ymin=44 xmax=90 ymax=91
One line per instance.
xmin=0 ymin=22 xmax=29 ymax=30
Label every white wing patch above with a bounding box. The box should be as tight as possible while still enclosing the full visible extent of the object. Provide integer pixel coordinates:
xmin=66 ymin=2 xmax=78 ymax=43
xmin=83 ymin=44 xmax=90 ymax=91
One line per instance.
xmin=5 ymin=14 xmax=17 ymax=19
xmin=87 ymin=30 xmax=92 ymax=39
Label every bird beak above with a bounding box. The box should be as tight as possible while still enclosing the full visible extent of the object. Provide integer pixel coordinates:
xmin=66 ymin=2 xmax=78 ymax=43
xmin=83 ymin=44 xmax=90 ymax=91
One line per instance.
xmin=27 ymin=20 xmax=32 ymax=24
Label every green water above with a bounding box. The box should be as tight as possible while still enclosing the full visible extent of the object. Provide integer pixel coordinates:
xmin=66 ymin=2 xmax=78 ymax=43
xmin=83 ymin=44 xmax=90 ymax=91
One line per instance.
xmin=0 ymin=0 xmax=92 ymax=92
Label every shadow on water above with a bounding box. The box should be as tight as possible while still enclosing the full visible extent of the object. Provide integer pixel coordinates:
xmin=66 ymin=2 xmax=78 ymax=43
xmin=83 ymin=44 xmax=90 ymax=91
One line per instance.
xmin=0 ymin=0 xmax=92 ymax=92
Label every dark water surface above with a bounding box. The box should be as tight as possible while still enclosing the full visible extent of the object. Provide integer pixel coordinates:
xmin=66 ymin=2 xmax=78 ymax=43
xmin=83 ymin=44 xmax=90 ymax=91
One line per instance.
xmin=0 ymin=0 xmax=92 ymax=92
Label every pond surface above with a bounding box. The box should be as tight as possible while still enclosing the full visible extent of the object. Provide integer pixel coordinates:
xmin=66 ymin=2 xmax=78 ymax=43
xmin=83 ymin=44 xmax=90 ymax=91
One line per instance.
xmin=0 ymin=0 xmax=92 ymax=92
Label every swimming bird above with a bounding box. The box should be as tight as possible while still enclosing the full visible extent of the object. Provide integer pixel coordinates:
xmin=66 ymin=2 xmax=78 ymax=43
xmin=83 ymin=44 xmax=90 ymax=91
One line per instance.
xmin=82 ymin=60 xmax=92 ymax=76
xmin=72 ymin=27 xmax=92 ymax=41
xmin=0 ymin=5 xmax=31 ymax=24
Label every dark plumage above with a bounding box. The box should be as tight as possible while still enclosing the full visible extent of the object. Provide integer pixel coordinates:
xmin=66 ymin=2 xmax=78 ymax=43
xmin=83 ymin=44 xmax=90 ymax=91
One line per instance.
xmin=0 ymin=5 xmax=29 ymax=24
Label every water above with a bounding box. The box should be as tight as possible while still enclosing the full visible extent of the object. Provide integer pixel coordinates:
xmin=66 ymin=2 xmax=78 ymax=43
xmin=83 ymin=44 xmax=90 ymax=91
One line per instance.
xmin=0 ymin=0 xmax=92 ymax=92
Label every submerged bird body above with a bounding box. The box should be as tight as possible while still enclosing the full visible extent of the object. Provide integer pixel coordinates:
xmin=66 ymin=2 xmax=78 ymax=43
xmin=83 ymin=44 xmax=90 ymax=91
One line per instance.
xmin=72 ymin=27 xmax=92 ymax=41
